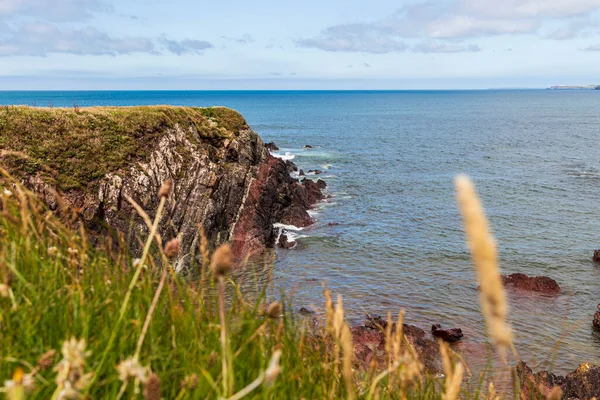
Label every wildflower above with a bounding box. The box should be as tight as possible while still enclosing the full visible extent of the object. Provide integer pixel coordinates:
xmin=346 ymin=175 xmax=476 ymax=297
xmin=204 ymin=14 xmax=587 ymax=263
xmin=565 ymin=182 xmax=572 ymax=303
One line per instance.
xmin=0 ymin=283 xmax=9 ymax=298
xmin=4 ymin=367 xmax=35 ymax=399
xmin=158 ymin=179 xmax=173 ymax=199
xmin=181 ymin=374 xmax=199 ymax=390
xmin=67 ymin=247 xmax=78 ymax=256
xmin=54 ymin=337 xmax=93 ymax=399
xmin=47 ymin=246 xmax=58 ymax=256
xmin=210 ymin=244 xmax=233 ymax=277
xmin=37 ymin=349 xmax=57 ymax=370
xmin=264 ymin=350 xmax=282 ymax=384
xmin=3 ymin=189 xmax=12 ymax=197
xmin=133 ymin=258 xmax=148 ymax=270
xmin=164 ymin=238 xmax=180 ymax=259
xmin=116 ymin=356 xmax=149 ymax=383
xmin=455 ymin=175 xmax=512 ymax=356
xmin=143 ymin=373 xmax=161 ymax=400
xmin=266 ymin=301 xmax=282 ymax=319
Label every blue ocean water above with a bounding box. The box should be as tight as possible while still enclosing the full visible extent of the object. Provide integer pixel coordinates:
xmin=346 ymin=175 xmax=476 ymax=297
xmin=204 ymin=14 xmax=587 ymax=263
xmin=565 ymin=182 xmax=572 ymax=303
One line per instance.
xmin=2 ymin=90 xmax=600 ymax=375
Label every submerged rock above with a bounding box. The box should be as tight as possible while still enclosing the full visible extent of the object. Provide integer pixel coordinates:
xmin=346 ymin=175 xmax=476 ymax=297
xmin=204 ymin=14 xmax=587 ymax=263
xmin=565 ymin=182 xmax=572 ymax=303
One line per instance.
xmin=277 ymin=231 xmax=296 ymax=249
xmin=304 ymin=145 xmax=313 ymax=149
xmin=501 ymin=273 xmax=560 ymax=294
xmin=518 ymin=360 xmax=600 ymax=400
xmin=308 ymin=169 xmax=323 ymax=175
xmin=0 ymin=106 xmax=325 ymax=261
xmin=593 ymin=250 xmax=600 ymax=262
xmin=593 ymin=304 xmax=600 ymax=330
xmin=431 ymin=324 xmax=463 ymax=343
xmin=299 ymin=307 xmax=315 ymax=316
xmin=355 ymin=314 xmax=440 ymax=372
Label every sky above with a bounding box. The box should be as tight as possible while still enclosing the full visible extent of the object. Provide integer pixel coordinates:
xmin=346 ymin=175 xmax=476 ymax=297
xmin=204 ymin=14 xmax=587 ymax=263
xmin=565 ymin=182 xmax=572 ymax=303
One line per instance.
xmin=1 ymin=0 xmax=600 ymax=89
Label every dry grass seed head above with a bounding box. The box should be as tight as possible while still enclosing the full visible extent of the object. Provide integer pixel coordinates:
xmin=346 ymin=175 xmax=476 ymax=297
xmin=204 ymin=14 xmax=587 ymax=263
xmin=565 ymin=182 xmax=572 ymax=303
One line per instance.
xmin=144 ymin=373 xmax=161 ymax=400
xmin=266 ymin=301 xmax=282 ymax=319
xmin=158 ymin=179 xmax=173 ymax=199
xmin=210 ymin=244 xmax=233 ymax=277
xmin=455 ymin=175 xmax=512 ymax=356
xmin=164 ymin=238 xmax=180 ymax=259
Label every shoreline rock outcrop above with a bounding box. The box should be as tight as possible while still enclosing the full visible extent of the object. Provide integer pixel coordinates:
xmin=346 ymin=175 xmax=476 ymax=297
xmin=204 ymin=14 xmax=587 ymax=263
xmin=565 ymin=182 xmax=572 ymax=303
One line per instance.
xmin=501 ymin=273 xmax=560 ymax=295
xmin=517 ymin=361 xmax=600 ymax=399
xmin=0 ymin=106 xmax=324 ymax=261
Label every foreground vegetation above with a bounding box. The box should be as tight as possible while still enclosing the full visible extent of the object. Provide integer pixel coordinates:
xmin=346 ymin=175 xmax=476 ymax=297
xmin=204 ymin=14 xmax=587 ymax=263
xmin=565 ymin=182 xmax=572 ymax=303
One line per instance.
xmin=0 ymin=171 xmax=519 ymax=399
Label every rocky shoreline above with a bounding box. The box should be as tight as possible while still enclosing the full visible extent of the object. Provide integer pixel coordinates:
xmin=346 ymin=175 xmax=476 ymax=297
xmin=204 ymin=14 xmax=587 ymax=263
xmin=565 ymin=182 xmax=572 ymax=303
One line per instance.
xmin=0 ymin=106 xmax=326 ymax=263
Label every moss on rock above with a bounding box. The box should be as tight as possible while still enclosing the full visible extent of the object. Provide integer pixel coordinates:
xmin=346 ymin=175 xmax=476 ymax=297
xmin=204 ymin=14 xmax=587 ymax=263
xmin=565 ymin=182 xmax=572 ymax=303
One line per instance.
xmin=0 ymin=105 xmax=248 ymax=191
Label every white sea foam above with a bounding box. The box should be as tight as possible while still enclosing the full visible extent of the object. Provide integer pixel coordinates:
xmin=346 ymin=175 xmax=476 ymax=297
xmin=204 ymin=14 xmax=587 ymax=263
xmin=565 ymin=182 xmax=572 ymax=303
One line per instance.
xmin=273 ymin=222 xmax=304 ymax=231
xmin=271 ymin=151 xmax=295 ymax=161
xmin=321 ymin=163 xmax=333 ymax=170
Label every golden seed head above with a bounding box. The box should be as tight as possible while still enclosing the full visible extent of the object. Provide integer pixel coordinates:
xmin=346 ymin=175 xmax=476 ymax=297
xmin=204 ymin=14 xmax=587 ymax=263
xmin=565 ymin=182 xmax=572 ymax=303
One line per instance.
xmin=266 ymin=301 xmax=282 ymax=319
xmin=158 ymin=179 xmax=173 ymax=199
xmin=37 ymin=349 xmax=57 ymax=370
xmin=0 ymin=283 xmax=9 ymax=298
xmin=548 ymin=386 xmax=563 ymax=400
xmin=210 ymin=244 xmax=233 ymax=277
xmin=264 ymin=350 xmax=282 ymax=384
xmin=164 ymin=238 xmax=181 ymax=259
xmin=181 ymin=373 xmax=199 ymax=390
xmin=144 ymin=373 xmax=161 ymax=400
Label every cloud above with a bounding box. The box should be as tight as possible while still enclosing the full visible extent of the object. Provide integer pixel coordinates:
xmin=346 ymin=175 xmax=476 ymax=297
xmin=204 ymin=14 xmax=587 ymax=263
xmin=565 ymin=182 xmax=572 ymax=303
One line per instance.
xmin=221 ymin=34 xmax=254 ymax=44
xmin=295 ymin=24 xmax=407 ymax=53
xmin=0 ymin=0 xmax=112 ymax=22
xmin=160 ymin=37 xmax=214 ymax=55
xmin=297 ymin=0 xmax=600 ymax=53
xmin=0 ymin=22 xmax=154 ymax=56
xmin=582 ymin=43 xmax=600 ymax=50
xmin=413 ymin=41 xmax=481 ymax=53
xmin=546 ymin=17 xmax=599 ymax=40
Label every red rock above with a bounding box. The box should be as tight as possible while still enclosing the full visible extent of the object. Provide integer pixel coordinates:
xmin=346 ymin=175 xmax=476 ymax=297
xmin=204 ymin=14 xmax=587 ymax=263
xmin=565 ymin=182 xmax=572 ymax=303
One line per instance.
xmin=501 ymin=273 xmax=560 ymax=295
xmin=518 ymin=361 xmax=600 ymax=400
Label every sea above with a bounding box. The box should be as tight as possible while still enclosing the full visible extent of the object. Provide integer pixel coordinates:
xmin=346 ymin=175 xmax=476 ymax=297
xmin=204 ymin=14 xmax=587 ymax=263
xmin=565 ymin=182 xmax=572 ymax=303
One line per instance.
xmin=2 ymin=90 xmax=600 ymax=377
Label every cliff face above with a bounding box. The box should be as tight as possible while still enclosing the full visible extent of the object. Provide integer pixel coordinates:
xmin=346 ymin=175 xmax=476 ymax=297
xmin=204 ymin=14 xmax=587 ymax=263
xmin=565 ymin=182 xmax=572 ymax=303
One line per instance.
xmin=0 ymin=106 xmax=323 ymax=261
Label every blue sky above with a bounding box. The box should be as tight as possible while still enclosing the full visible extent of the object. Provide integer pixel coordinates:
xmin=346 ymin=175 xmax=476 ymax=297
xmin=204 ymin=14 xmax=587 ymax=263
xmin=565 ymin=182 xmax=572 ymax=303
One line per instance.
xmin=1 ymin=0 xmax=600 ymax=89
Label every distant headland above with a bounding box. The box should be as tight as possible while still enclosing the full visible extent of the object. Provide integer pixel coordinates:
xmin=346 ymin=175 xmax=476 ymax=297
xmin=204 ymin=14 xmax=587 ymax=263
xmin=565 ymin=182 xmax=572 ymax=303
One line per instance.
xmin=548 ymin=85 xmax=600 ymax=90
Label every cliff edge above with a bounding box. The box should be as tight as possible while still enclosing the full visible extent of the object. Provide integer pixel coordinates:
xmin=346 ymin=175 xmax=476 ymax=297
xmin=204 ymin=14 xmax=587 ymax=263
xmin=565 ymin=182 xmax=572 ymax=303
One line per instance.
xmin=0 ymin=105 xmax=324 ymax=261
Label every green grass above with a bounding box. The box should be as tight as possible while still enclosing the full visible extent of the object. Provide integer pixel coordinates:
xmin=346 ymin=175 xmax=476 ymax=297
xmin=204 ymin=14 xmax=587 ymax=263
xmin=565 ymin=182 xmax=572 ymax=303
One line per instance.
xmin=0 ymin=175 xmax=458 ymax=399
xmin=0 ymin=106 xmax=248 ymax=191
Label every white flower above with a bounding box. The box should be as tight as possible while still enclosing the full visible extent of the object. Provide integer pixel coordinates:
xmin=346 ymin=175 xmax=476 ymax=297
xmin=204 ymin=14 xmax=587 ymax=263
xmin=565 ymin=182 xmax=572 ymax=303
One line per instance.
xmin=116 ymin=356 xmax=149 ymax=383
xmin=3 ymin=189 xmax=12 ymax=197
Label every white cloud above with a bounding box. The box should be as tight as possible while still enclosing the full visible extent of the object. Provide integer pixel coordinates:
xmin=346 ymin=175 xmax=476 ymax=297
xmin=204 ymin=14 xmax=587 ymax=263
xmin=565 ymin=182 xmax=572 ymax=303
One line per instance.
xmin=0 ymin=0 xmax=112 ymax=22
xmin=295 ymin=24 xmax=407 ymax=53
xmin=297 ymin=0 xmax=600 ymax=53
xmin=221 ymin=34 xmax=254 ymax=44
xmin=160 ymin=37 xmax=213 ymax=55
xmin=413 ymin=41 xmax=481 ymax=53
xmin=582 ymin=43 xmax=600 ymax=50
xmin=0 ymin=22 xmax=154 ymax=56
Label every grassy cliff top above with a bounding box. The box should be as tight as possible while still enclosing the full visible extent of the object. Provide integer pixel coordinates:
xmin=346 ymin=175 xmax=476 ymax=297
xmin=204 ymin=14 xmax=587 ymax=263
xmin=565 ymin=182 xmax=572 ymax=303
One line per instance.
xmin=0 ymin=105 xmax=248 ymax=191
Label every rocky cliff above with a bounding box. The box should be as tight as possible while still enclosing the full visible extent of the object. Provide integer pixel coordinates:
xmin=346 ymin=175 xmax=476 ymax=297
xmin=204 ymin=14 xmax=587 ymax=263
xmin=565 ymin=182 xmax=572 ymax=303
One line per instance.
xmin=0 ymin=105 xmax=324 ymax=262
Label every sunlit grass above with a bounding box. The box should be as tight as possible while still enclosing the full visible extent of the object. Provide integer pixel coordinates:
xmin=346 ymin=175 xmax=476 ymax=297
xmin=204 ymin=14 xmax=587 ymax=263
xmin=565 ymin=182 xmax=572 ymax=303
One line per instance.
xmin=0 ymin=172 xmax=520 ymax=399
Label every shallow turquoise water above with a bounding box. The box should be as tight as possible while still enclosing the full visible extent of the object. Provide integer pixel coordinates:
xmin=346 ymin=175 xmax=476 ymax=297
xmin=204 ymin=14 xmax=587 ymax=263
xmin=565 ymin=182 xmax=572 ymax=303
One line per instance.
xmin=2 ymin=90 xmax=600 ymax=375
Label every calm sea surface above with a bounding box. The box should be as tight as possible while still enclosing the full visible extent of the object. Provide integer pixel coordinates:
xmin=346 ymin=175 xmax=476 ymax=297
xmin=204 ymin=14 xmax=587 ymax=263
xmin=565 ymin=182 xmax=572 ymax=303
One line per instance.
xmin=2 ymin=90 xmax=600 ymax=376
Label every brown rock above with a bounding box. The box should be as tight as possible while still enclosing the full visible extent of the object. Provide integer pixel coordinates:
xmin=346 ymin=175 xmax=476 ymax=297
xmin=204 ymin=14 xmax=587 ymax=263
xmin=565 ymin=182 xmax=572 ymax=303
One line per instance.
xmin=308 ymin=169 xmax=323 ymax=175
xmin=518 ymin=360 xmax=600 ymax=400
xmin=593 ymin=304 xmax=600 ymax=330
xmin=277 ymin=231 xmax=296 ymax=249
xmin=501 ymin=273 xmax=560 ymax=295
xmin=355 ymin=315 xmax=439 ymax=372
xmin=265 ymin=141 xmax=279 ymax=151
xmin=593 ymin=250 xmax=600 ymax=262
xmin=431 ymin=324 xmax=463 ymax=343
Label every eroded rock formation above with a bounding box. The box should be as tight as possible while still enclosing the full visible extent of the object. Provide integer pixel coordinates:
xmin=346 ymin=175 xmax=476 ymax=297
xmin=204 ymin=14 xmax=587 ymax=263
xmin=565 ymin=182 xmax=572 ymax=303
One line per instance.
xmin=0 ymin=106 xmax=324 ymax=261
xmin=517 ymin=361 xmax=600 ymax=399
